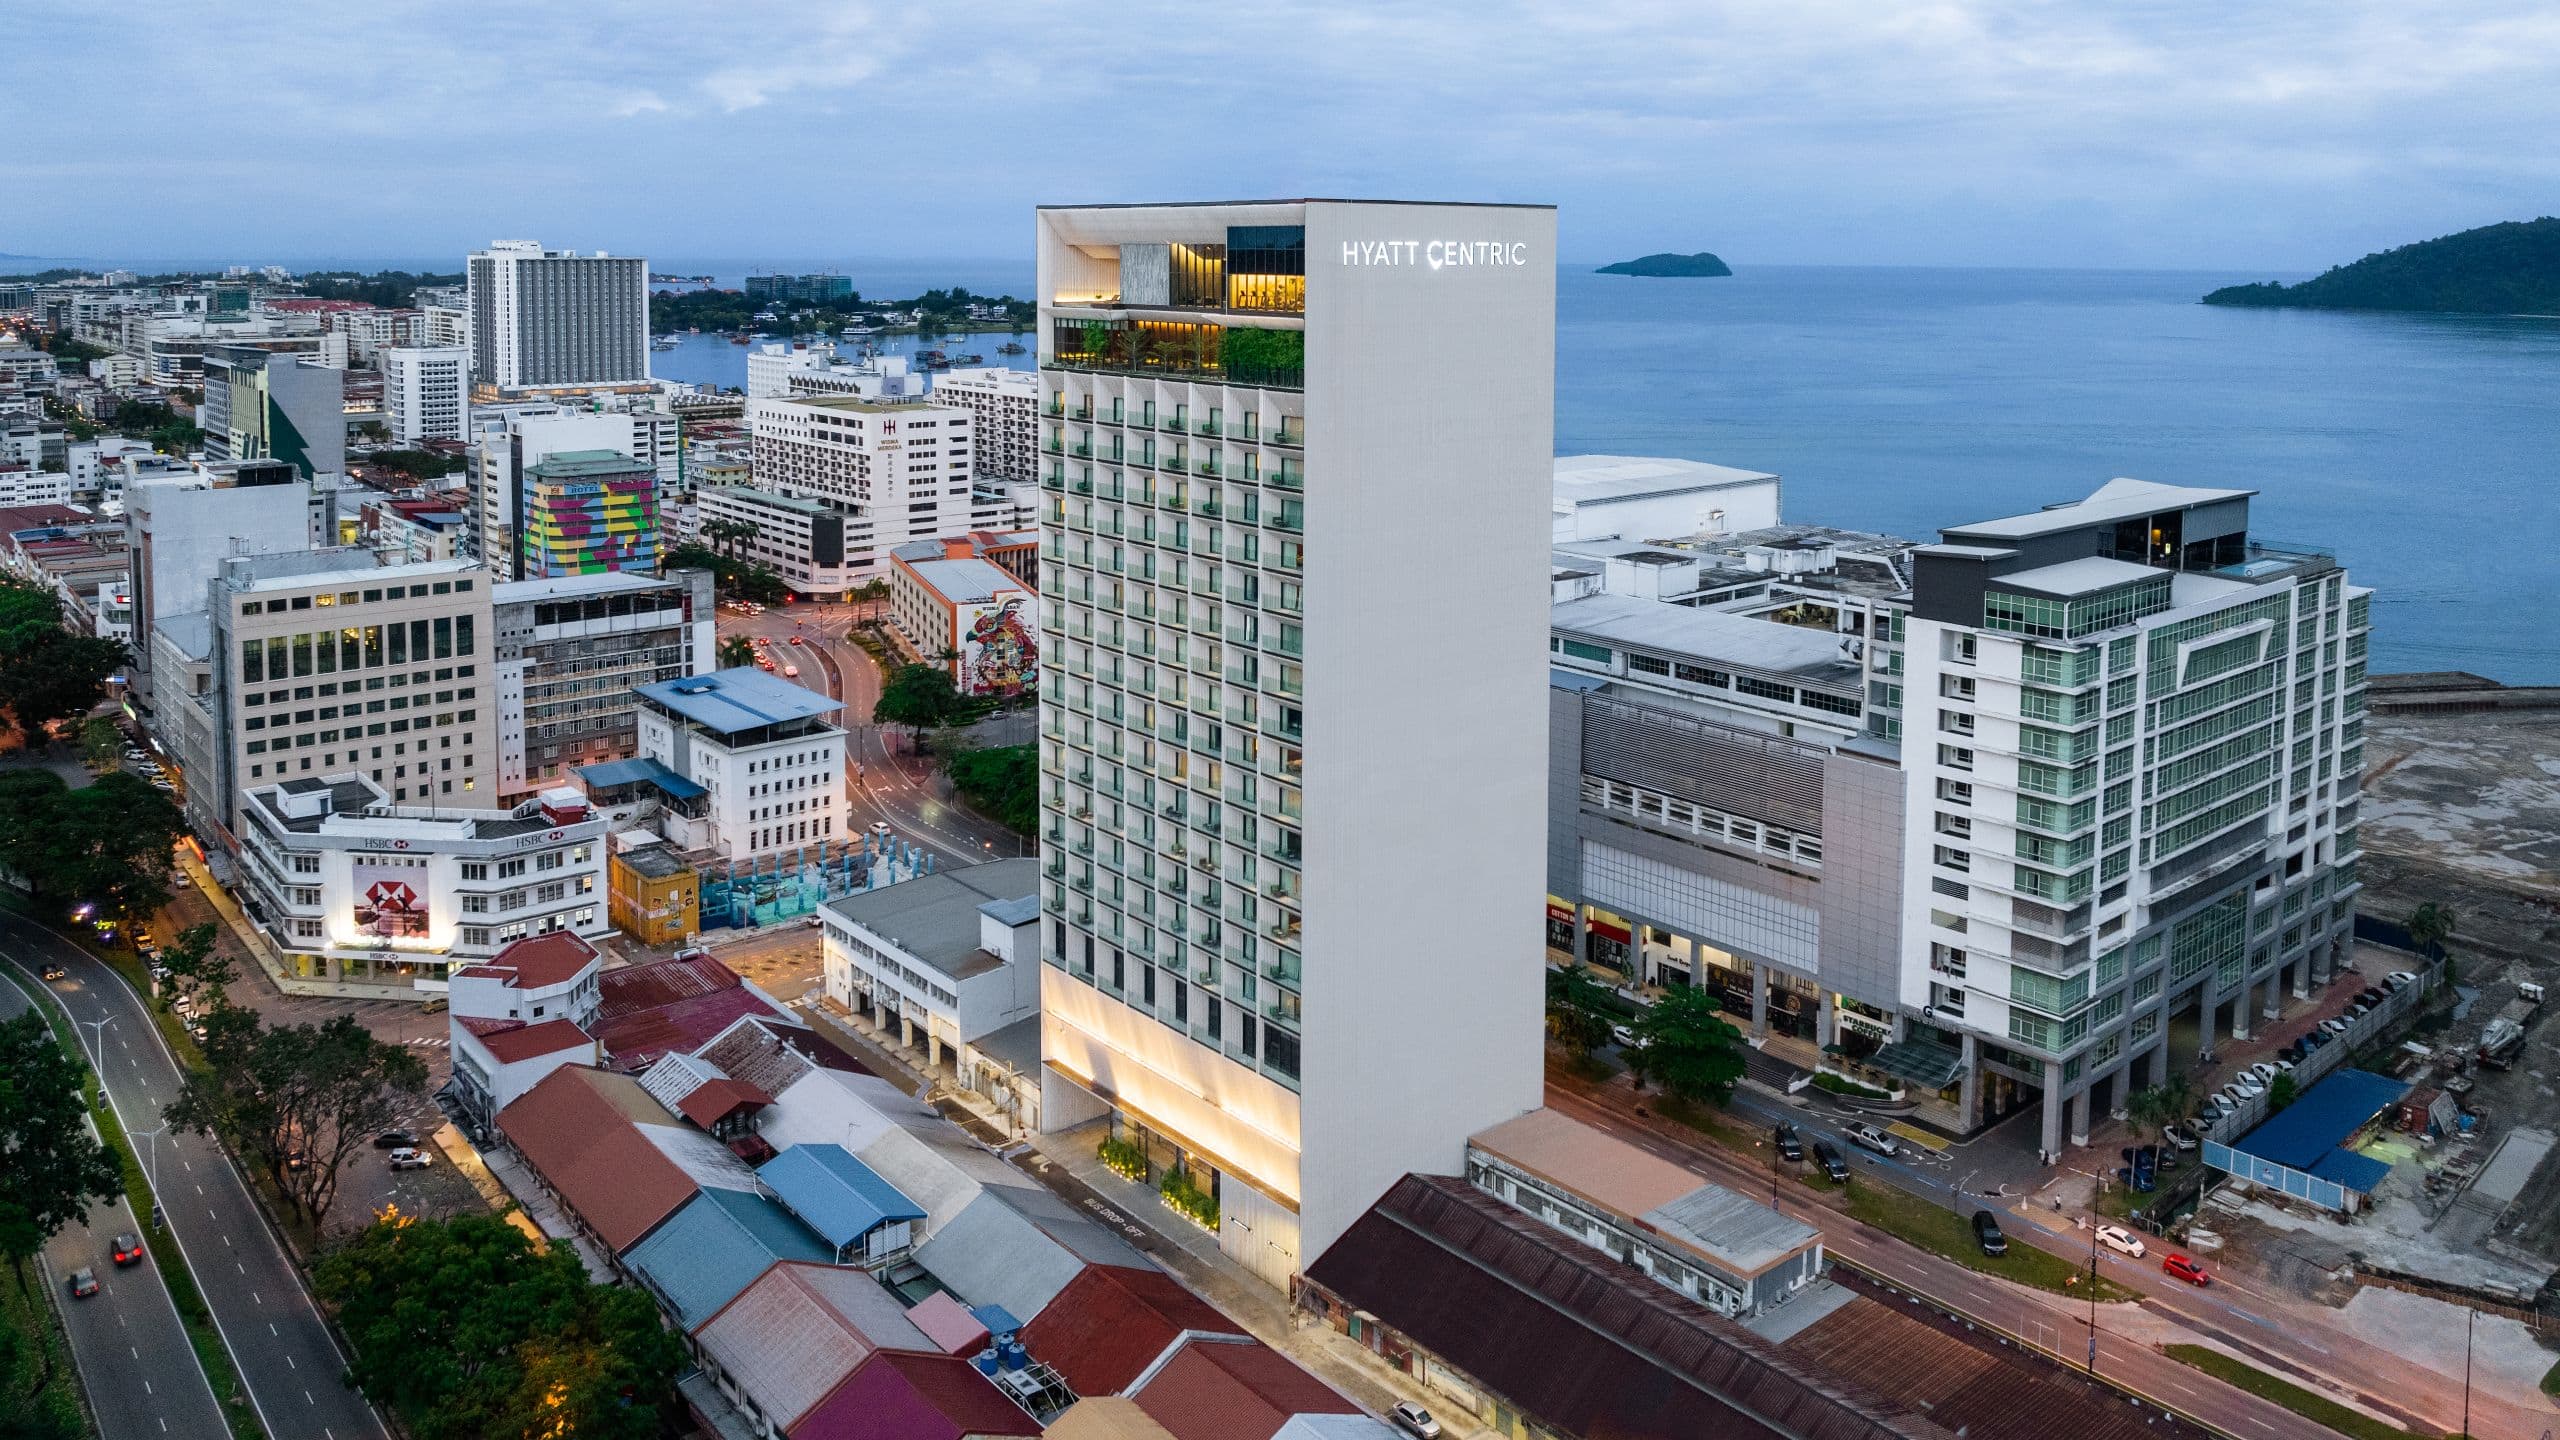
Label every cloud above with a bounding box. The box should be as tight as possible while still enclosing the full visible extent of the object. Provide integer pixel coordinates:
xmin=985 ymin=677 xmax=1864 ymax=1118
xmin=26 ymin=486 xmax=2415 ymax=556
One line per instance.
xmin=9 ymin=0 xmax=2560 ymax=268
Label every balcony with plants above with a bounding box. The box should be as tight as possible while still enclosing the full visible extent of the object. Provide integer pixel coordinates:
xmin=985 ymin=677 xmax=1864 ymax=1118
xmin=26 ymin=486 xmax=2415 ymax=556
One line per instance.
xmin=1049 ymin=317 xmax=1305 ymax=391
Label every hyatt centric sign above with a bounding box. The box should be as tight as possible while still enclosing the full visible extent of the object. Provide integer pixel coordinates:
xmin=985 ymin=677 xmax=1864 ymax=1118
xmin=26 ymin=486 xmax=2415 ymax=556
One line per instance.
xmin=1339 ymin=239 xmax=1532 ymax=270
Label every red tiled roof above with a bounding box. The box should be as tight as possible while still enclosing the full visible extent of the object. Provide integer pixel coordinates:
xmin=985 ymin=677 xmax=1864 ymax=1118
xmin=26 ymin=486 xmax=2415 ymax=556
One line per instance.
xmin=595 ymin=954 xmax=781 ymax=1070
xmin=1020 ymin=1265 xmax=1240 ymax=1398
xmin=0 ymin=503 xmax=91 ymax=532
xmin=1130 ymin=1341 xmax=1358 ymax=1440
xmin=495 ymin=1066 xmax=698 ymax=1254
xmin=675 ymin=1076 xmax=773 ymax=1129
xmin=792 ymin=1350 xmax=1041 ymax=1440
xmin=477 ymin=1017 xmax=594 ymax=1066
xmin=484 ymin=931 xmax=601 ymax=990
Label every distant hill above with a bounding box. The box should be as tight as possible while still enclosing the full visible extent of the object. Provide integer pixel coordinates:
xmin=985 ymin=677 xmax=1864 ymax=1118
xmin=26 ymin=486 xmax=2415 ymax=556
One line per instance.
xmin=2203 ymin=218 xmax=2560 ymax=314
xmin=1596 ymin=251 xmax=1731 ymax=278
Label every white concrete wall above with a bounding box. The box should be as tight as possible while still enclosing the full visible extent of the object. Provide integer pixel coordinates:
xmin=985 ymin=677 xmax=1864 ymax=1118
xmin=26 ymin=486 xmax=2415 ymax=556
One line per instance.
xmin=1291 ymin=201 xmax=1554 ymax=1263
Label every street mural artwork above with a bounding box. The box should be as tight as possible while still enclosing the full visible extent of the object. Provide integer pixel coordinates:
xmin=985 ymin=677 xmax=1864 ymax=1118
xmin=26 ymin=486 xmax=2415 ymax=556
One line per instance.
xmin=961 ymin=595 xmax=1039 ymax=697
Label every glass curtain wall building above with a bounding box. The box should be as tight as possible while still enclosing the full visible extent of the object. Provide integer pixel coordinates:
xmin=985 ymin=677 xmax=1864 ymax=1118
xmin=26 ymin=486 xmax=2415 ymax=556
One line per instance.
xmin=1033 ymin=200 xmax=1554 ymax=1285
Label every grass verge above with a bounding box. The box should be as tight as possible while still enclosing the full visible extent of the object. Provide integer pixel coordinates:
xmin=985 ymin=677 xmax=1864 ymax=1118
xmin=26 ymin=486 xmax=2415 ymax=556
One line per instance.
xmin=3 ymin=964 xmax=264 ymax=1439
xmin=2163 ymin=1344 xmax=2436 ymax=1440
xmin=0 ymin=1264 xmax=86 ymax=1439
xmin=1842 ymin=1181 xmax=2137 ymax=1300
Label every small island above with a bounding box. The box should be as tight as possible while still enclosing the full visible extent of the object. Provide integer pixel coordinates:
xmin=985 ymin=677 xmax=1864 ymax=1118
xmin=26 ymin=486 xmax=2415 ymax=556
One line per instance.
xmin=2202 ymin=217 xmax=2560 ymax=315
xmin=1596 ymin=251 xmax=1732 ymax=278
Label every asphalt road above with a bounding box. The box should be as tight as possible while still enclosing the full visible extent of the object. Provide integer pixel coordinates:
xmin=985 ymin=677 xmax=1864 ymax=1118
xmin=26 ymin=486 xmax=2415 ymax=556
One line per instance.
xmin=0 ymin=969 xmax=231 ymax=1440
xmin=0 ymin=909 xmax=391 ymax=1440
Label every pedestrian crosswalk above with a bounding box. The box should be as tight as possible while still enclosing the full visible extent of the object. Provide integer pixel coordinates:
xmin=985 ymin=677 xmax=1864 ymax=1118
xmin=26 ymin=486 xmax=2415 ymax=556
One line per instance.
xmin=405 ymin=1037 xmax=448 ymax=1048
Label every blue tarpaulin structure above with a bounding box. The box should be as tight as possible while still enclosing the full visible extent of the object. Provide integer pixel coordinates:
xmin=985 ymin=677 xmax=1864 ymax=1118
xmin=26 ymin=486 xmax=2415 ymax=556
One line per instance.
xmin=2203 ymin=1068 xmax=2408 ymax=1212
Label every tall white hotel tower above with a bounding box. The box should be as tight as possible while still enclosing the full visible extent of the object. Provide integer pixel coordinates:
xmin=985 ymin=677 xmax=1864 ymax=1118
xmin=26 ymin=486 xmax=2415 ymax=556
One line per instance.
xmin=1034 ymin=201 xmax=1554 ymax=1284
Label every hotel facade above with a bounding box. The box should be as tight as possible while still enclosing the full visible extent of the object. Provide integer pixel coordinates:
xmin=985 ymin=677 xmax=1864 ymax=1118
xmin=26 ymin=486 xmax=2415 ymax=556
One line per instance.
xmin=1033 ymin=201 xmax=1554 ymax=1285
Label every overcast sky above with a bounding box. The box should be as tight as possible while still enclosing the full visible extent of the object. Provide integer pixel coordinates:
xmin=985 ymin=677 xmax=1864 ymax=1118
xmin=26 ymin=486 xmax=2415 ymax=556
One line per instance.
xmin=14 ymin=0 xmax=2559 ymax=273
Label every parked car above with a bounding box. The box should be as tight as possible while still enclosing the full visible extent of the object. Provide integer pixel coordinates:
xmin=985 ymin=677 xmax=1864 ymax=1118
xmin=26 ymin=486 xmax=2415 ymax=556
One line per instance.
xmin=1390 ymin=1402 xmax=1442 ymax=1440
xmin=2161 ymin=1253 xmax=2212 ymax=1286
xmin=2321 ymin=1017 xmax=2351 ymax=1037
xmin=1971 ymin=1209 xmax=2007 ymax=1256
xmin=1773 ymin=1122 xmax=1805 ymax=1162
xmin=386 ymin=1147 xmax=431 ymax=1171
xmin=1842 ymin=1122 xmax=1899 ymax=1158
xmin=2095 ymin=1224 xmax=2147 ymax=1258
xmin=2196 ymin=1099 xmax=2228 ymax=1123
xmin=2387 ymin=970 xmax=2419 ymax=989
xmin=110 ymin=1234 xmax=144 ymax=1267
xmin=1813 ymin=1140 xmax=1851 ymax=1183
xmin=2229 ymin=1077 xmax=2265 ymax=1100
xmin=1609 ymin=1024 xmax=1640 ymax=1050
xmin=2161 ymin=1123 xmax=2199 ymax=1152
xmin=67 ymin=1267 xmax=98 ymax=1299
xmin=373 ymin=1129 xmax=419 ymax=1150
xmin=2246 ymin=1062 xmax=2279 ymax=1085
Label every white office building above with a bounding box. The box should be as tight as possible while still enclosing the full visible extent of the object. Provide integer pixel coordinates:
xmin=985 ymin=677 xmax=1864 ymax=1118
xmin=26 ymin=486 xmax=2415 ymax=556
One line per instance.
xmin=820 ymin=856 xmax=1043 ymax=1073
xmin=465 ymin=241 xmax=649 ymax=393
xmin=1552 ymin=454 xmax=1782 ymax=545
xmin=1033 ymin=201 xmax=1555 ymax=1286
xmin=1898 ymin=479 xmax=2368 ymax=1160
xmin=383 ymin=346 xmax=469 ymax=444
xmin=744 ymin=343 xmax=924 ymax=401
xmin=933 ymin=367 xmax=1041 ymax=483
xmin=235 ymin=774 xmax=609 ymax=985
xmin=743 ymin=392 xmax=1016 ymax=591
xmin=630 ymin=668 xmax=846 ymax=862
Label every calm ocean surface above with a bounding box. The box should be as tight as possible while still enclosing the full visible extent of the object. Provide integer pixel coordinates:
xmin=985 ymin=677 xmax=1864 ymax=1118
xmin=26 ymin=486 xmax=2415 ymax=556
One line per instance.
xmin=653 ymin=260 xmax=2560 ymax=682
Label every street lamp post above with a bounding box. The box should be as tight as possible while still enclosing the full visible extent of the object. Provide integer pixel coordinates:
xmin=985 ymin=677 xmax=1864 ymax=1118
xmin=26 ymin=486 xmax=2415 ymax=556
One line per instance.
xmin=2461 ymin=1305 xmax=2475 ymax=1438
xmin=134 ymin=1123 xmax=167 ymax=1229
xmin=2086 ymin=1222 xmax=2100 ymax=1376
xmin=76 ymin=1015 xmax=113 ymax=1073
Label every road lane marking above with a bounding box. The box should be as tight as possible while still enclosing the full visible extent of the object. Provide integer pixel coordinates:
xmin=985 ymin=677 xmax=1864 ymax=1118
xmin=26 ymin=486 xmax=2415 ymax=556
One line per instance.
xmin=286 ymin=1354 xmax=295 ymax=1369
xmin=306 ymin=1390 xmax=316 ymax=1405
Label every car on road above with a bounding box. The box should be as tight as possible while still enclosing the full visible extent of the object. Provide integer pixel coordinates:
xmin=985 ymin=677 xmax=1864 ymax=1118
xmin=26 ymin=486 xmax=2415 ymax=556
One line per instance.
xmin=2161 ymin=1123 xmax=2199 ymax=1152
xmin=2095 ymin=1224 xmax=2147 ymax=1258
xmin=1842 ymin=1122 xmax=1899 ymax=1158
xmin=1609 ymin=1023 xmax=1639 ymax=1050
xmin=803 ymin=914 xmax=823 ymax=929
xmin=1773 ymin=1122 xmax=1804 ymax=1162
xmin=67 ymin=1267 xmax=98 ymax=1299
xmin=783 ymin=664 xmax=800 ymax=678
xmin=39 ymin=963 xmax=65 ymax=981
xmin=386 ymin=1147 xmax=431 ymax=1171
xmin=373 ymin=1129 xmax=419 ymax=1149
xmin=789 ymin=635 xmax=804 ymax=645
xmin=2161 ymin=1253 xmax=2211 ymax=1286
xmin=1971 ymin=1209 xmax=2007 ymax=1256
xmin=111 ymin=1234 xmax=144 ymax=1267
xmin=870 ymin=820 xmax=892 ymax=837
xmin=1390 ymin=1402 xmax=1442 ymax=1439
xmin=1812 ymin=1139 xmax=1850 ymax=1183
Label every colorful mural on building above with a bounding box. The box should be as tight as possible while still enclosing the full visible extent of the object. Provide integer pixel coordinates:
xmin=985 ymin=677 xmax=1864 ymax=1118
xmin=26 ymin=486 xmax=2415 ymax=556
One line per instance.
xmin=961 ymin=595 xmax=1038 ymax=697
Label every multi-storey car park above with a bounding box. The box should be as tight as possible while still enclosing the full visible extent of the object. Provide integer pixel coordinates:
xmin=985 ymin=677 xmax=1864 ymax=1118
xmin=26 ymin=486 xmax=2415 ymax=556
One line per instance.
xmin=1032 ymin=200 xmax=1556 ymax=1288
xmin=1541 ymin=478 xmax=2369 ymax=1160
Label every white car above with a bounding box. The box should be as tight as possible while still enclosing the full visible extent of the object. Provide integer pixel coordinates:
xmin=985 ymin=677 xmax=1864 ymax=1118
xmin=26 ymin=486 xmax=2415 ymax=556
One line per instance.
xmin=2161 ymin=1123 xmax=2200 ymax=1152
xmin=1390 ymin=1403 xmax=1442 ymax=1439
xmin=2095 ymin=1224 xmax=2147 ymax=1258
xmin=2246 ymin=1062 xmax=2279 ymax=1085
xmin=869 ymin=820 xmax=893 ymax=838
xmin=386 ymin=1147 xmax=432 ymax=1171
xmin=2387 ymin=970 xmax=2418 ymax=990
xmin=2230 ymin=1077 xmax=2265 ymax=1099
xmin=2321 ymin=1017 xmax=2351 ymax=1037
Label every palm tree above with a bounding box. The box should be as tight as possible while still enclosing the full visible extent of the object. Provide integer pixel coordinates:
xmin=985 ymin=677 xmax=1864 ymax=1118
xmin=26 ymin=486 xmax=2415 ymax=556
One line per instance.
xmin=2407 ymin=901 xmax=2456 ymax=958
xmin=718 ymin=635 xmax=757 ymax=668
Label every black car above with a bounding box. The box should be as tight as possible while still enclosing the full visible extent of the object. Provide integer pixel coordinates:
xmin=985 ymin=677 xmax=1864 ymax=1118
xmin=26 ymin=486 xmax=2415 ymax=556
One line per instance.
xmin=2358 ymin=987 xmax=2386 ymax=1007
xmin=1971 ymin=1209 xmax=2007 ymax=1256
xmin=372 ymin=1129 xmax=419 ymax=1150
xmin=1773 ymin=1122 xmax=1804 ymax=1162
xmin=1813 ymin=1139 xmax=1850 ymax=1183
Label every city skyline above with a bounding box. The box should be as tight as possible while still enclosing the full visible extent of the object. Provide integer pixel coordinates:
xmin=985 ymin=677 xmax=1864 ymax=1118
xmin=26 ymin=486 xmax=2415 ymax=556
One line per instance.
xmin=12 ymin=0 xmax=2560 ymax=272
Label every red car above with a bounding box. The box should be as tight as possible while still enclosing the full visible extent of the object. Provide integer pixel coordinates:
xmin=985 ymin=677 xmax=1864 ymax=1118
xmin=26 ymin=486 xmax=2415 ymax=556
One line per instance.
xmin=789 ymin=635 xmax=804 ymax=645
xmin=111 ymin=1234 xmax=144 ymax=1267
xmin=2161 ymin=1253 xmax=2211 ymax=1287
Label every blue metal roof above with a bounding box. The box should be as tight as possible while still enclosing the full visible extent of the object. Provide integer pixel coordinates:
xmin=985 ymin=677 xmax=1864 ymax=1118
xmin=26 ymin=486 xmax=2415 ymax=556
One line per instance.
xmin=2229 ymin=1068 xmax=2408 ymax=1195
xmin=757 ymin=1143 xmax=926 ymax=1250
xmin=624 ymin=1187 xmax=831 ymax=1330
xmin=969 ymin=1302 xmax=1023 ymax=1336
xmin=574 ymin=756 xmax=708 ymax=801
xmin=636 ymin=667 xmax=842 ymax=737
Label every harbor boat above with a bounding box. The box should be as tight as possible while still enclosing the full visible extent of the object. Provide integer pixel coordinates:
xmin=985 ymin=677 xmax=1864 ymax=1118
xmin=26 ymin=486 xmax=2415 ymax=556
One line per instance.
xmin=651 ymin=338 xmax=680 ymax=351
xmin=953 ymin=352 xmax=985 ymax=365
xmin=996 ymin=341 xmax=1026 ymax=354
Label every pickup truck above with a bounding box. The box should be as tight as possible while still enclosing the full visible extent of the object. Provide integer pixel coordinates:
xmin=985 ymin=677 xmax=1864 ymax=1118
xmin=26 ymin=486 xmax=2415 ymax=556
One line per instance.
xmin=1842 ymin=1122 xmax=1900 ymax=1158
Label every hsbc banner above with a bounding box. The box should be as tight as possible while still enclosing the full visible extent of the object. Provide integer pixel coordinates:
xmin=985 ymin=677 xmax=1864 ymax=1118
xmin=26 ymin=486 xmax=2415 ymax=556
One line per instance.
xmin=353 ymin=862 xmax=431 ymax=940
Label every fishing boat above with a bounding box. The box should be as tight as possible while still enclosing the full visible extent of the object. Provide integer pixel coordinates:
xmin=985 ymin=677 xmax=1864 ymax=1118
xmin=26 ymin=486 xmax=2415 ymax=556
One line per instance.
xmin=953 ymin=352 xmax=985 ymax=365
xmin=996 ymin=341 xmax=1026 ymax=354
xmin=651 ymin=338 xmax=680 ymax=351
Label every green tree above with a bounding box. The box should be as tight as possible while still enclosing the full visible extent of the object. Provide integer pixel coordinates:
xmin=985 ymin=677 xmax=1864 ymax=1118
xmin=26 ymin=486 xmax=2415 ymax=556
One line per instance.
xmin=873 ymin=662 xmax=962 ymax=735
xmin=2407 ymin=901 xmax=2456 ymax=958
xmin=1625 ymin=985 xmax=1748 ymax=1107
xmin=2267 ymin=1072 xmax=2301 ymax=1112
xmin=78 ymin=716 xmax=121 ymax=770
xmin=2124 ymin=1075 xmax=2196 ymax=1143
xmin=0 ymin=1013 xmax=125 ymax=1316
xmin=166 ymin=1013 xmax=427 ymax=1227
xmin=0 ymin=578 xmax=127 ymax=742
xmin=717 ymin=635 xmax=757 ymax=668
xmin=1544 ymin=964 xmax=1616 ymax=1061
xmin=316 ymin=1213 xmax=684 ymax=1440
xmin=0 ymin=769 xmax=181 ymax=924
xmin=155 ymin=921 xmax=234 ymax=1005
xmin=946 ymin=743 xmax=1037 ymax=834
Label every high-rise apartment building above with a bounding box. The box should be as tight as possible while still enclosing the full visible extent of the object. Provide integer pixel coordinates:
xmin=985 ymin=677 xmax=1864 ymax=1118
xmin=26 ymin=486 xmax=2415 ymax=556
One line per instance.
xmin=742 ymin=392 xmax=1016 ymax=590
xmin=467 ymin=406 xmax=650 ymax=577
xmin=383 ymin=346 xmax=469 ymax=444
xmin=200 ymin=344 xmax=347 ymax=480
xmin=1900 ymin=480 xmax=2368 ymax=1158
xmin=465 ymin=241 xmax=649 ymax=393
xmin=744 ymin=273 xmax=854 ymax=305
xmin=206 ymin=552 xmax=501 ymax=833
xmin=1033 ymin=201 xmax=1556 ymax=1285
xmin=515 ymin=450 xmax=659 ymax=580
xmin=123 ymin=463 xmax=315 ymax=727
xmin=933 ymin=367 xmax=1041 ymax=482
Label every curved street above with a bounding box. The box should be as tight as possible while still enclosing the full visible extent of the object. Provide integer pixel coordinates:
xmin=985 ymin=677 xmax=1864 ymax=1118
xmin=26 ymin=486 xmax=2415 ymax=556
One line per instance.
xmin=0 ymin=910 xmax=390 ymax=1440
